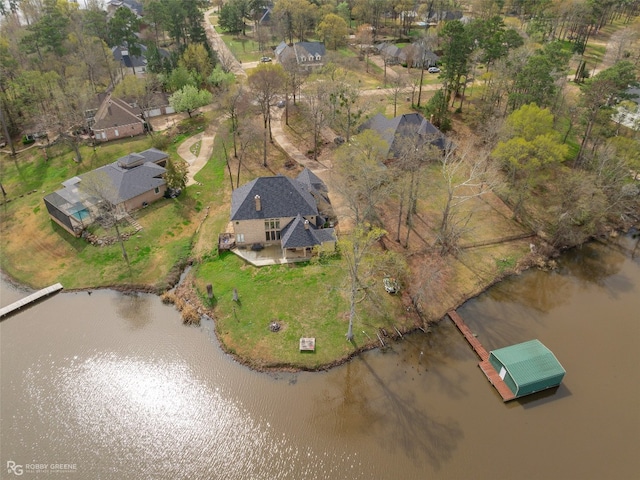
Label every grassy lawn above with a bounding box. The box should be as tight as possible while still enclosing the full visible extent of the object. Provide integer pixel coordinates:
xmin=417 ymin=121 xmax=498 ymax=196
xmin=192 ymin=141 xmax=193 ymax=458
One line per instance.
xmin=0 ymin=118 xmax=217 ymax=289
xmin=192 ymin=251 xmax=411 ymax=369
xmin=190 ymin=140 xmax=202 ymax=157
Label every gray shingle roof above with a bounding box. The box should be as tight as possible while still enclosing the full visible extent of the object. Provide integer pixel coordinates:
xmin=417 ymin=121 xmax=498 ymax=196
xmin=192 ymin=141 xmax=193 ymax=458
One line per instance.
xmin=93 ymin=95 xmax=144 ymax=130
xmin=397 ymin=44 xmax=439 ymax=67
xmin=112 ymin=44 xmax=148 ymax=69
xmin=276 ymin=42 xmax=325 ymax=65
xmin=280 ymin=214 xmax=336 ymax=249
xmin=116 ymin=148 xmax=168 ymax=168
xmin=85 ymin=162 xmax=165 ymax=205
xmin=231 ymin=175 xmax=318 ymax=221
xmin=627 ymin=86 xmax=640 ymax=105
xmin=360 ymin=112 xmax=446 ymax=157
xmin=295 ymin=42 xmax=325 ymax=58
xmin=296 ymin=168 xmax=327 ymax=193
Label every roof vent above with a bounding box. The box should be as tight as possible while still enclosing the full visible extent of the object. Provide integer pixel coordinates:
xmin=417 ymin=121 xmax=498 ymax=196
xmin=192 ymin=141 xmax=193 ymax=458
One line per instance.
xmin=304 ymin=219 xmax=309 ymax=230
xmin=254 ymin=194 xmax=261 ymax=211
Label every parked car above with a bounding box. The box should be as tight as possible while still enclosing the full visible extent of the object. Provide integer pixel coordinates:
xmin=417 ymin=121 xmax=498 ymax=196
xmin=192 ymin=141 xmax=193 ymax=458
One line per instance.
xmin=276 ymin=99 xmax=286 ymax=108
xmin=428 ymin=66 xmax=440 ymax=73
xmin=260 ymin=56 xmax=272 ymax=63
xmin=383 ymin=276 xmax=399 ymax=294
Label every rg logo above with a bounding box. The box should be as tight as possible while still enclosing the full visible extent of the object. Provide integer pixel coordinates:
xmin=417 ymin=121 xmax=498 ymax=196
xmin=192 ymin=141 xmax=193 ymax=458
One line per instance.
xmin=7 ymin=461 xmax=23 ymax=476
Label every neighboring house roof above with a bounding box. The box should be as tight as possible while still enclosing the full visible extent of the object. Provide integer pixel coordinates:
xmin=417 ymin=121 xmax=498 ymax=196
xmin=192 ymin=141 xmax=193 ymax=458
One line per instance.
xmin=377 ymin=43 xmax=402 ymax=59
xmin=92 ymin=95 xmax=144 ymax=130
xmin=84 ymin=159 xmax=166 ymax=205
xmin=259 ymin=7 xmax=272 ymax=24
xmin=428 ymin=10 xmax=463 ymax=22
xmin=360 ymin=112 xmax=446 ymax=158
xmin=275 ymin=41 xmax=288 ymax=57
xmin=112 ymin=44 xmax=149 ymax=69
xmin=116 ymin=148 xmax=167 ymax=168
xmin=489 ymin=340 xmax=566 ymax=398
xmin=108 ymin=0 xmax=143 ymax=17
xmin=275 ymin=41 xmax=326 ymax=66
xmin=231 ymin=175 xmax=318 ymax=221
xmin=612 ymin=86 xmax=640 ymax=130
xmin=627 ymin=86 xmax=640 ymax=105
xmin=44 ymin=149 xmax=168 ymax=225
xmin=280 ymin=214 xmax=335 ymax=249
xmin=398 ymin=44 xmax=439 ymax=67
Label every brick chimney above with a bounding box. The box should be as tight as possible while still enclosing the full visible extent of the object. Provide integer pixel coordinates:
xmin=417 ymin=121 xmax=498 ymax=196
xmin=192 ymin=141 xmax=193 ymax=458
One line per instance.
xmin=254 ymin=195 xmax=261 ymax=211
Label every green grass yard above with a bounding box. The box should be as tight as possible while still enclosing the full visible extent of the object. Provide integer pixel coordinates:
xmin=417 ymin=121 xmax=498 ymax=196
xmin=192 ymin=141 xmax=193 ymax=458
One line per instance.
xmin=192 ymin=251 xmax=412 ymax=369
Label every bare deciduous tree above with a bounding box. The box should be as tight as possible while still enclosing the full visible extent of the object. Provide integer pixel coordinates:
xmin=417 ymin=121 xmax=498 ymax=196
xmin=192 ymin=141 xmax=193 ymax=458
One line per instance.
xmin=388 ymin=73 xmax=408 ymax=117
xmin=223 ymin=85 xmax=250 ymax=159
xmin=394 ymin=129 xmax=440 ymax=248
xmin=341 ymin=224 xmax=387 ymax=342
xmin=438 ymin=142 xmax=497 ymax=255
xmin=247 ymin=64 xmax=286 ymax=167
xmin=304 ymin=81 xmax=330 ymax=161
xmin=333 ymin=129 xmax=389 ymax=225
xmin=80 ymin=169 xmax=131 ymax=269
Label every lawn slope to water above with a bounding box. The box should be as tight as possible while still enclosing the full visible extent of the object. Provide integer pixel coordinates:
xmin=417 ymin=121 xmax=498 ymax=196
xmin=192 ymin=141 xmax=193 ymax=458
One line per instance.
xmin=192 ymin=252 xmax=414 ymax=370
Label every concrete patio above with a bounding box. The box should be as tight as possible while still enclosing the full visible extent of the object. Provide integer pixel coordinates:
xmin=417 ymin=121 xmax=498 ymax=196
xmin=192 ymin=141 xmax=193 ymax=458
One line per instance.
xmin=231 ymin=245 xmax=315 ymax=267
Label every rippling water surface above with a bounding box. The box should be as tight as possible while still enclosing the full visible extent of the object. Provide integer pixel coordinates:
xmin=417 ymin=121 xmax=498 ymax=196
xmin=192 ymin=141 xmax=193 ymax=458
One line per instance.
xmin=1 ymin=237 xmax=639 ymax=479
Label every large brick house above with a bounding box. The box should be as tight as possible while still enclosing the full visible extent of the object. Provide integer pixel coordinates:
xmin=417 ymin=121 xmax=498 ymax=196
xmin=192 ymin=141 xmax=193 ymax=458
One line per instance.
xmin=43 ymin=149 xmax=168 ymax=236
xmin=91 ymin=94 xmax=146 ymax=142
xmin=230 ymin=169 xmax=335 ymax=258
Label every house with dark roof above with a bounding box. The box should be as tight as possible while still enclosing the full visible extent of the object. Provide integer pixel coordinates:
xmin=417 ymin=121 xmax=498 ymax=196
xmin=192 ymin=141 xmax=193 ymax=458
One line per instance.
xmin=376 ymin=43 xmax=402 ymax=65
xmin=612 ymin=86 xmax=640 ymax=131
xmin=398 ymin=44 xmax=439 ymax=68
xmin=359 ymin=112 xmax=446 ymax=159
xmin=91 ymin=94 xmax=146 ymax=142
xmin=43 ymin=149 xmax=168 ymax=236
xmin=107 ymin=0 xmax=143 ymax=18
xmin=112 ymin=44 xmax=148 ymax=75
xmin=275 ymin=42 xmax=326 ymax=69
xmin=230 ymin=170 xmax=335 ymax=259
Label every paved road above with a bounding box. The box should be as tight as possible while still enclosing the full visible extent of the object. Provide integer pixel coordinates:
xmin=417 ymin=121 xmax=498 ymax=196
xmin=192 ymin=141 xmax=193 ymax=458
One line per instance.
xmin=175 ymin=9 xmax=442 ymax=194
xmin=203 ymin=8 xmax=246 ymax=78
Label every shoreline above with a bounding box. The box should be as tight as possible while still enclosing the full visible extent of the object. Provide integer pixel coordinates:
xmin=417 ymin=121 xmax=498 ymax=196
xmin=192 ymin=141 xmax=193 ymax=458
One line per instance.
xmin=3 ymin=229 xmax=637 ymax=373
xmin=2 ymin=254 xmax=536 ymax=374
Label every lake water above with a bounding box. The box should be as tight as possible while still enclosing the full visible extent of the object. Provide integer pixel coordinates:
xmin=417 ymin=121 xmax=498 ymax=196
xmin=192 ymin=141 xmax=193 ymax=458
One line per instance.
xmin=1 ymin=236 xmax=639 ymax=479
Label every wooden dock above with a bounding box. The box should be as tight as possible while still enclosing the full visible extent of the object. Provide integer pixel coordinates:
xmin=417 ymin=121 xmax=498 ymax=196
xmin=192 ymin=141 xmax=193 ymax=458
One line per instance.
xmin=0 ymin=283 xmax=64 ymax=319
xmin=447 ymin=310 xmax=516 ymax=402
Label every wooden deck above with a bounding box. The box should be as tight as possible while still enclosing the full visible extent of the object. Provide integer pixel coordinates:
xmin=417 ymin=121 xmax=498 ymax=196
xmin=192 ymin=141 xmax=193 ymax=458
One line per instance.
xmin=0 ymin=283 xmax=64 ymax=319
xmin=447 ymin=310 xmax=488 ymax=361
xmin=447 ymin=310 xmax=516 ymax=402
xmin=479 ymin=360 xmax=516 ymax=402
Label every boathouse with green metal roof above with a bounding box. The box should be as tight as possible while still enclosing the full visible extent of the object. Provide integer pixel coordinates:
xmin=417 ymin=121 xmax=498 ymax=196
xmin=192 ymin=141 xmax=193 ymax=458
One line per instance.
xmin=488 ymin=339 xmax=566 ymax=398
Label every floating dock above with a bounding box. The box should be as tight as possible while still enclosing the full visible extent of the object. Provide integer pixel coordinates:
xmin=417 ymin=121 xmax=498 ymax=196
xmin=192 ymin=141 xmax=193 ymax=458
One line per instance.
xmin=0 ymin=283 xmax=64 ymax=319
xmin=448 ymin=310 xmax=516 ymax=402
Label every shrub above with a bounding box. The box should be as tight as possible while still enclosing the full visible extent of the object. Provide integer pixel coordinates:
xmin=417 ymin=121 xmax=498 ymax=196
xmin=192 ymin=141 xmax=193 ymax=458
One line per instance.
xmin=150 ymin=133 xmax=171 ymax=150
xmin=181 ymin=304 xmax=200 ymax=324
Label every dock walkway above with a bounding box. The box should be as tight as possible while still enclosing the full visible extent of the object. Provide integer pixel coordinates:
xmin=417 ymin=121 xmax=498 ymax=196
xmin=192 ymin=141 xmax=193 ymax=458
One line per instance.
xmin=447 ymin=310 xmax=516 ymax=402
xmin=0 ymin=283 xmax=64 ymax=319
